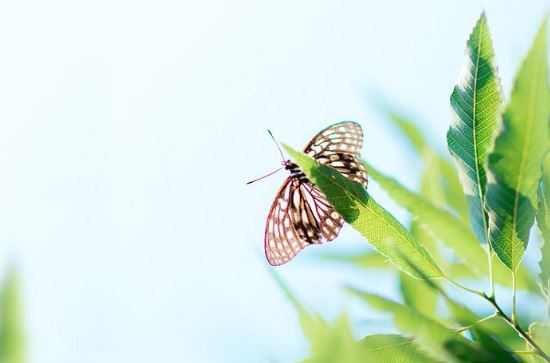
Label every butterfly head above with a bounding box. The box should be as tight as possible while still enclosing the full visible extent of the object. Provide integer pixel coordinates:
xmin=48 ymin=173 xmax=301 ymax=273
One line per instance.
xmin=283 ymin=160 xmax=297 ymax=170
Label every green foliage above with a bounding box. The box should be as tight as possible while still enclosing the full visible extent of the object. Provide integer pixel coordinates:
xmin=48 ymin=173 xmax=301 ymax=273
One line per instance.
xmin=270 ymin=13 xmax=550 ymax=363
xmin=485 ymin=19 xmax=550 ymax=272
xmin=448 ymin=13 xmax=502 ymax=244
xmin=399 ymin=271 xmax=438 ymax=318
xmin=353 ymin=334 xmax=443 ymax=363
xmin=385 ymin=111 xmax=469 ymax=223
xmin=348 ymin=288 xmax=498 ymax=363
xmin=0 ymin=270 xmax=25 ymax=363
xmin=284 ymin=144 xmax=443 ymax=279
xmin=528 ymin=323 xmax=550 ymax=363
xmin=365 ymin=160 xmax=537 ymax=291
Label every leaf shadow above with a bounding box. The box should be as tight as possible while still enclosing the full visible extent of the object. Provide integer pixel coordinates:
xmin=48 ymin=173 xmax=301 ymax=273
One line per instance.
xmin=309 ymin=163 xmax=369 ymax=224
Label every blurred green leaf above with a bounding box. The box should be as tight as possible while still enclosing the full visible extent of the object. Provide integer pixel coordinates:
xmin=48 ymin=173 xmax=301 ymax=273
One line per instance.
xmin=448 ymin=295 xmax=521 ymax=362
xmin=354 ymin=334 xmax=443 ymax=363
xmin=298 ymin=314 xmax=358 ymax=363
xmin=400 ymin=156 xmax=441 ymax=319
xmin=537 ymin=155 xmax=550 ymax=304
xmin=385 ymin=111 xmax=469 ymax=223
xmin=319 ymin=250 xmax=390 ymax=268
xmin=365 ymin=161 xmax=483 ymax=273
xmin=402 ymin=258 xmax=525 ymax=354
xmin=399 ymin=272 xmax=438 ymax=318
xmin=348 ymin=288 xmax=498 ymax=362
xmin=528 ymin=322 xmax=550 ymax=362
xmin=486 ymin=19 xmax=550 ymax=272
xmin=364 ymin=161 xmax=538 ymax=291
xmin=284 ymin=144 xmax=443 ymax=279
xmin=440 ymin=159 xmax=471 ymax=224
xmin=411 ymin=152 xmax=445 ymax=264
xmin=268 ymin=269 xmax=355 ymax=362
xmin=446 ymin=295 xmax=525 ymax=353
xmin=470 ymin=328 xmax=522 ymax=363
xmin=448 ymin=13 xmax=503 ymax=244
xmin=404 ymin=160 xmax=443 ymax=317
xmin=320 ymin=252 xmax=483 ymax=281
xmin=385 ymin=111 xmax=426 ymax=154
xmin=0 ymin=270 xmax=25 ymax=363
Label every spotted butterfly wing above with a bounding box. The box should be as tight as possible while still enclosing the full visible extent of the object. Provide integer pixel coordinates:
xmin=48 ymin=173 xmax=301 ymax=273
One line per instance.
xmin=264 ymin=121 xmax=368 ymax=266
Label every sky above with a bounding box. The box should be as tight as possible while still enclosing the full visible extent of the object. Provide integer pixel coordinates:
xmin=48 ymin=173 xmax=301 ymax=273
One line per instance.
xmin=0 ymin=1 xmax=548 ymax=362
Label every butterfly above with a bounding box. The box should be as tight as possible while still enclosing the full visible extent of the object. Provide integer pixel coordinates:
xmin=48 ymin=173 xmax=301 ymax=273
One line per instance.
xmin=259 ymin=121 xmax=368 ymax=266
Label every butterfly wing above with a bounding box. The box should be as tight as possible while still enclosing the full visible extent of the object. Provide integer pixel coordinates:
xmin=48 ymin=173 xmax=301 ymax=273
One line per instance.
xmin=304 ymin=121 xmax=368 ymax=187
xmin=264 ymin=177 xmax=345 ymax=266
xmin=264 ymin=178 xmax=309 ymax=266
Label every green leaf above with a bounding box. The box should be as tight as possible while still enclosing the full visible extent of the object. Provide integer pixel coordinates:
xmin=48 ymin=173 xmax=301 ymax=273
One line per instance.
xmin=0 ymin=270 xmax=25 ymax=363
xmin=354 ymin=334 xmax=443 ymax=363
xmin=298 ymin=314 xmax=358 ymax=363
xmin=486 ymin=19 xmax=550 ymax=271
xmin=385 ymin=111 xmax=429 ymax=155
xmin=447 ymin=298 xmax=521 ymax=362
xmin=283 ymin=144 xmax=443 ymax=279
xmin=399 ymin=272 xmax=438 ymax=318
xmin=448 ymin=13 xmax=503 ymax=244
xmin=319 ymin=250 xmax=391 ymax=268
xmin=528 ymin=322 xmax=550 ymax=362
xmin=537 ymin=155 xmax=550 ymax=303
xmin=365 ymin=160 xmax=539 ymax=292
xmin=469 ymin=328 xmax=522 ymax=363
xmin=365 ymin=160 xmax=483 ymax=272
xmin=399 ymin=156 xmax=442 ymax=319
xmin=411 ymin=152 xmax=446 ymax=263
xmin=268 ymin=269 xmax=356 ymax=362
xmin=403 ymin=261 xmax=525 ymax=354
xmin=447 ymin=296 xmax=525 ymax=355
xmin=385 ymin=110 xmax=469 ymax=223
xmin=348 ymin=289 xmax=498 ymax=363
xmin=320 ymin=254 xmax=483 ymax=281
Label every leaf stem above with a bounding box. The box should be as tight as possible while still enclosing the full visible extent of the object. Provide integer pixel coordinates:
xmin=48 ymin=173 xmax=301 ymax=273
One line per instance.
xmin=447 ymin=277 xmax=485 ymax=298
xmin=483 ymin=292 xmax=550 ymax=362
xmin=512 ymin=272 xmax=518 ymax=325
xmin=454 ymin=313 xmax=497 ymax=333
xmin=486 ymin=241 xmax=495 ymax=298
xmin=446 ymin=276 xmax=550 ymax=361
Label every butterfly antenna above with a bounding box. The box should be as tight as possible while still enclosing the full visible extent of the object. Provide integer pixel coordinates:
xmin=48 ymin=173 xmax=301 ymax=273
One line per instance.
xmin=246 ymin=167 xmax=283 ymax=185
xmin=268 ymin=129 xmax=285 ymax=162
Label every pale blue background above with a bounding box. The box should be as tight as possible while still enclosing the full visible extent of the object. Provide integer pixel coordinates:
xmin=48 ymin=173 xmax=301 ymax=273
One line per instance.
xmin=0 ymin=1 xmax=548 ymax=362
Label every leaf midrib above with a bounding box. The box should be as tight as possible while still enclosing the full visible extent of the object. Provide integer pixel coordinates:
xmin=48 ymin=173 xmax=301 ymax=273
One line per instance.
xmin=362 ymin=338 xmax=417 ymax=353
xmin=471 ymin=20 xmax=489 ymax=246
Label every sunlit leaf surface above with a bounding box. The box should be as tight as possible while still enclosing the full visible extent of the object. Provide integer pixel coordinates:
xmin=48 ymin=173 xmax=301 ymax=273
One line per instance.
xmin=486 ymin=20 xmax=550 ymax=271
xmin=284 ymin=144 xmax=443 ymax=279
xmin=448 ymin=13 xmax=502 ymax=244
xmin=364 ymin=161 xmax=537 ymax=291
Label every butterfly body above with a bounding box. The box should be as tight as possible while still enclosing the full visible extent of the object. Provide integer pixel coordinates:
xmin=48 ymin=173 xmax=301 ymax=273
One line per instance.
xmin=284 ymin=161 xmax=307 ymax=181
xmin=263 ymin=121 xmax=368 ymax=266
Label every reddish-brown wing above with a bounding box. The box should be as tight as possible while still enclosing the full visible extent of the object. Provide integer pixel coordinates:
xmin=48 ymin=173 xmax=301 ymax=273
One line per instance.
xmin=304 ymin=121 xmax=368 ymax=187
